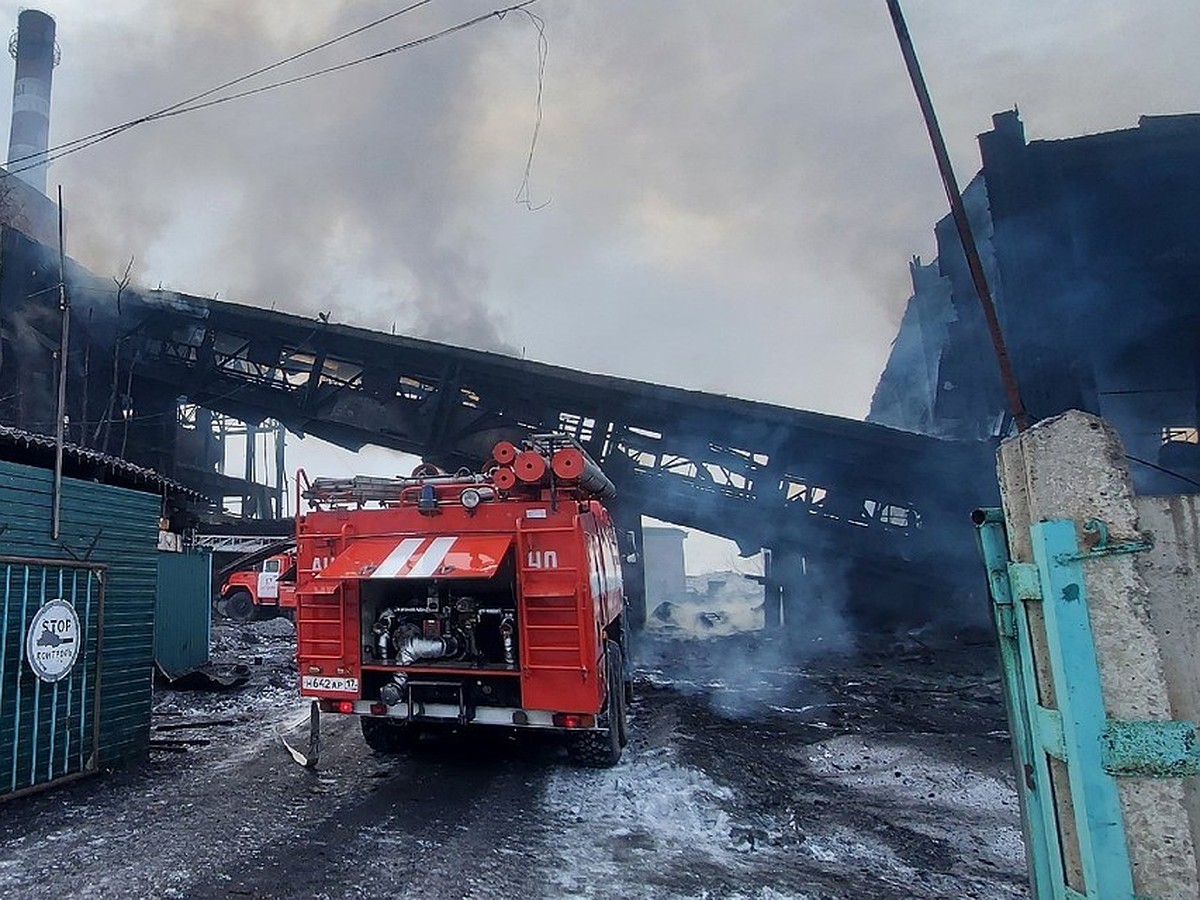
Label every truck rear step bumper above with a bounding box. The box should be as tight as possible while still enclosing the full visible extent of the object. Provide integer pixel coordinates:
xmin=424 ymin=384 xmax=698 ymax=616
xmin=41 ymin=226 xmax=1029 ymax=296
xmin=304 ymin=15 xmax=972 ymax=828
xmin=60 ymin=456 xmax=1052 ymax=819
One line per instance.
xmin=346 ymin=700 xmax=595 ymax=729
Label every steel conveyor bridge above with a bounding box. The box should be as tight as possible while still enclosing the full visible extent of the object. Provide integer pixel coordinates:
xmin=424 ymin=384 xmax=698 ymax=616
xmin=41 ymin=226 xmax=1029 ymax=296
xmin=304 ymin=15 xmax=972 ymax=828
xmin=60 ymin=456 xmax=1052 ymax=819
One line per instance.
xmin=0 ymin=228 xmax=997 ymax=628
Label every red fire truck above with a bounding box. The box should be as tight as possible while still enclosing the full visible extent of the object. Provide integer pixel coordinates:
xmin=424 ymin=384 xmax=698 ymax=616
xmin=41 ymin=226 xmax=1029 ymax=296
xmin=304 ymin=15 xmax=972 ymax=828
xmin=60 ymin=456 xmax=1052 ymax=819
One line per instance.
xmin=219 ymin=550 xmax=297 ymax=622
xmin=292 ymin=434 xmax=631 ymax=766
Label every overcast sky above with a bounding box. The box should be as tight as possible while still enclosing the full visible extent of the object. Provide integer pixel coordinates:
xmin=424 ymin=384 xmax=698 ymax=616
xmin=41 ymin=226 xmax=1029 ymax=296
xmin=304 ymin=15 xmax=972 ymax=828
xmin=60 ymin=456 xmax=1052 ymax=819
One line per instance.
xmin=3 ymin=0 xmax=1198 ymax=569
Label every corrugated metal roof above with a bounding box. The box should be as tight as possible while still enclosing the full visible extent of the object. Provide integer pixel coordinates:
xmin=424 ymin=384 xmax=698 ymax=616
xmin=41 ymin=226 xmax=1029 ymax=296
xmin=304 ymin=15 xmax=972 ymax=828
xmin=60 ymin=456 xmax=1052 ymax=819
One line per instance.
xmin=0 ymin=427 xmax=206 ymax=500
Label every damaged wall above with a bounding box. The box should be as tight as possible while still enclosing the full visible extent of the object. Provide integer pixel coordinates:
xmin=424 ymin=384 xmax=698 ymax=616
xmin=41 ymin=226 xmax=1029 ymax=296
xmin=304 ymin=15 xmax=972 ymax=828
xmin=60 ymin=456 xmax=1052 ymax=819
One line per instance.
xmin=870 ymin=110 xmax=1200 ymax=494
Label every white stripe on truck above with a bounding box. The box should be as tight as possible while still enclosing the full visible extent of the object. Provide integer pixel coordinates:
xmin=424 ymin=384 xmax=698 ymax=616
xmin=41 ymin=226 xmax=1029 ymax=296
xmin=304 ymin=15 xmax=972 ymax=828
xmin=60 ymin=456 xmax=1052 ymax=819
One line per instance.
xmin=370 ymin=537 xmax=425 ymax=578
xmin=405 ymin=535 xmax=457 ymax=578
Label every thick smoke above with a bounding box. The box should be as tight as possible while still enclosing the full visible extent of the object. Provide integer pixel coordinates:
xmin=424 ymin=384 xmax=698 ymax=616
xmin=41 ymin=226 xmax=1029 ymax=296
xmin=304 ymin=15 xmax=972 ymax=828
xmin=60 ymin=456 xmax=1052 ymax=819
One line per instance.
xmin=632 ymin=557 xmax=856 ymax=722
xmin=29 ymin=1 xmax=1198 ymax=418
xmin=0 ymin=2 xmax=1186 ymax=490
xmin=51 ymin=2 xmax=519 ymax=353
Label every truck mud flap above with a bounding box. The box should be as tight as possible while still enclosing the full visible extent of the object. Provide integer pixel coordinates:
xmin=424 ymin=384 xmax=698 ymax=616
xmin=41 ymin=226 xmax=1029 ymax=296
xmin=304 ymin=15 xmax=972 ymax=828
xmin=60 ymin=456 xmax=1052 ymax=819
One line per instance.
xmin=279 ymin=700 xmax=320 ymax=768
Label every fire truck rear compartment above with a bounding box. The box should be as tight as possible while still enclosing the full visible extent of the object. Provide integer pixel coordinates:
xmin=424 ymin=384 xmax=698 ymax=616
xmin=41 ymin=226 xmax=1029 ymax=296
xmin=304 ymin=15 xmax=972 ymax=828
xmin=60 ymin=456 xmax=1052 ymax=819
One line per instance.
xmin=358 ymin=567 xmax=521 ymax=711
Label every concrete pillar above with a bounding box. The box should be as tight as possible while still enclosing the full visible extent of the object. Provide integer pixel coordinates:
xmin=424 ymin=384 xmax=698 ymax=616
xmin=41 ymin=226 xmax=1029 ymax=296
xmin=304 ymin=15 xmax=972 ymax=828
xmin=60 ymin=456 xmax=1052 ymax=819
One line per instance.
xmin=242 ymin=420 xmax=257 ymax=518
xmin=772 ymin=551 xmax=808 ymax=632
xmin=273 ymin=420 xmax=286 ymax=518
xmin=1132 ymin=493 xmax=1200 ymax=886
xmin=998 ymin=409 xmax=1199 ymax=897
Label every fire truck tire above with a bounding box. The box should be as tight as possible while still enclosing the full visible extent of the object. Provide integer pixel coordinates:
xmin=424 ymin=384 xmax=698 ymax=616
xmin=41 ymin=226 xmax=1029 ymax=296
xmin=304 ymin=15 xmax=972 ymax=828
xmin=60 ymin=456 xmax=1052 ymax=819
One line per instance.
xmin=567 ymin=641 xmax=625 ymax=767
xmin=360 ymin=716 xmax=419 ymax=753
xmin=225 ymin=589 xmax=258 ymax=623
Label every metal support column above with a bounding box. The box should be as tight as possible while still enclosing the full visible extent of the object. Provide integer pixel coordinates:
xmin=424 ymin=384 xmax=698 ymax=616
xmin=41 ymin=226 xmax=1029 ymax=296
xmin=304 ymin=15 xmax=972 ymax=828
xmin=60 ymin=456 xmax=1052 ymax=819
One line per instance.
xmin=273 ymin=420 xmax=286 ymax=518
xmin=242 ymin=421 xmax=257 ymax=519
xmin=761 ymin=548 xmax=782 ymax=631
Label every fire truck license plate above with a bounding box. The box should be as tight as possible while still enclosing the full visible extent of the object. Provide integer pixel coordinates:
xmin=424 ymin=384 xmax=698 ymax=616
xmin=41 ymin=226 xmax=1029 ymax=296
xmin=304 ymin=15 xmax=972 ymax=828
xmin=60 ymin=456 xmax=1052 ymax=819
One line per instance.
xmin=301 ymin=676 xmax=359 ymax=693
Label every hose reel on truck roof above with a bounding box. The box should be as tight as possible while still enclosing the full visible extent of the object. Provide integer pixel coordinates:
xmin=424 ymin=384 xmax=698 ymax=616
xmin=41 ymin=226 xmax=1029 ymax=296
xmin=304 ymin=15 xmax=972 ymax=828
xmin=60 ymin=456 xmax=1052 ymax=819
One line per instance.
xmin=300 ymin=432 xmax=615 ymax=510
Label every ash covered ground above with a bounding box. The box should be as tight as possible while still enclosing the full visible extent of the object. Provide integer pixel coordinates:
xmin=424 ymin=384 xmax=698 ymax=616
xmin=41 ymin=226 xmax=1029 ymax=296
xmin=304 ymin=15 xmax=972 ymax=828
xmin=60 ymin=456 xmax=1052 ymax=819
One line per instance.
xmin=0 ymin=607 xmax=1028 ymax=899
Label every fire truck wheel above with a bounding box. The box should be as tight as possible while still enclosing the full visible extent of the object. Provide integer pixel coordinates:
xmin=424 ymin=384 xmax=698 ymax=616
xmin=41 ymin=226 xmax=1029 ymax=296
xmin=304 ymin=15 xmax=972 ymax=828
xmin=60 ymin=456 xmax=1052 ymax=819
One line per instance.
xmin=225 ymin=589 xmax=258 ymax=623
xmin=360 ymin=716 xmax=419 ymax=753
xmin=567 ymin=641 xmax=625 ymax=767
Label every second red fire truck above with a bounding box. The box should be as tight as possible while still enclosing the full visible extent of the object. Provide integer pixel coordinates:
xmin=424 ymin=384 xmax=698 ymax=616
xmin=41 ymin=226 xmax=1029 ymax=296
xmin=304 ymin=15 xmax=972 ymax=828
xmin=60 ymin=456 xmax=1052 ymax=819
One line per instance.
xmin=291 ymin=434 xmax=631 ymax=766
xmin=219 ymin=550 xmax=297 ymax=622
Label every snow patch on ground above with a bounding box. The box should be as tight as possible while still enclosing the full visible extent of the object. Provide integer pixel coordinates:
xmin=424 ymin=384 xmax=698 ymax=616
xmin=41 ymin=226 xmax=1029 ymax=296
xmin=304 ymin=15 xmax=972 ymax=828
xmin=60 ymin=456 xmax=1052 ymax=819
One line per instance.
xmin=538 ymin=746 xmax=742 ymax=897
xmin=801 ymin=734 xmax=1024 ymax=865
xmin=796 ymin=734 xmax=1026 ymax=896
xmin=800 ymin=822 xmax=914 ymax=874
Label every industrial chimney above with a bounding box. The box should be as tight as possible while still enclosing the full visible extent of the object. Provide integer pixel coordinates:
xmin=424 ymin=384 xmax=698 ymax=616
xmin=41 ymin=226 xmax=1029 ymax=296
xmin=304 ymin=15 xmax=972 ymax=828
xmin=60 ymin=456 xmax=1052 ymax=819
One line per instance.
xmin=6 ymin=9 xmax=58 ymax=195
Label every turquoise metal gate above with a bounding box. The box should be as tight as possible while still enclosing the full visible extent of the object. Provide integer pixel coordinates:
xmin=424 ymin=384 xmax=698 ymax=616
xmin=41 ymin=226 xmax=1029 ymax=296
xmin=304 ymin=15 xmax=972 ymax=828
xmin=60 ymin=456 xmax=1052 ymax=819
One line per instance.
xmin=974 ymin=511 xmax=1200 ymax=899
xmin=0 ymin=557 xmax=105 ymax=800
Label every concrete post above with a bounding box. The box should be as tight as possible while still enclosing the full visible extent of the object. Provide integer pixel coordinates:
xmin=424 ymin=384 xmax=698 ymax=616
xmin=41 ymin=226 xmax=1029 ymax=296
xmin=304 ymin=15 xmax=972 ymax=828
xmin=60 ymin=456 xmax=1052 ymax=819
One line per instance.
xmin=1132 ymin=493 xmax=1200 ymax=885
xmin=997 ymin=410 xmax=1199 ymax=897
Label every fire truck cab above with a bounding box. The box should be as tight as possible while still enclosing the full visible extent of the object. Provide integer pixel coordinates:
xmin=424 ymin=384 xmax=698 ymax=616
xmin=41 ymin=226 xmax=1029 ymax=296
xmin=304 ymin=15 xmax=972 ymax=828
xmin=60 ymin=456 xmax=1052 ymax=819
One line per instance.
xmin=293 ymin=435 xmax=631 ymax=766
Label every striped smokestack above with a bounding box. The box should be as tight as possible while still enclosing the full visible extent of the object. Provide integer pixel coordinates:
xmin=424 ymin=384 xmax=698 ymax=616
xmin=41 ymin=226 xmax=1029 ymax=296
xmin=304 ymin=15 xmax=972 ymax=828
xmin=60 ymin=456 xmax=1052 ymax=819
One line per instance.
xmin=7 ymin=9 xmax=57 ymax=195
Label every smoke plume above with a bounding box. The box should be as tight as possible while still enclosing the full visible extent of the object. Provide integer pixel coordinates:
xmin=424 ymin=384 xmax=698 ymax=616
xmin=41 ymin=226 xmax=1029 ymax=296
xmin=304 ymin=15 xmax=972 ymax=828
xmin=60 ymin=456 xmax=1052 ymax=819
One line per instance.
xmin=20 ymin=0 xmax=1200 ymax=415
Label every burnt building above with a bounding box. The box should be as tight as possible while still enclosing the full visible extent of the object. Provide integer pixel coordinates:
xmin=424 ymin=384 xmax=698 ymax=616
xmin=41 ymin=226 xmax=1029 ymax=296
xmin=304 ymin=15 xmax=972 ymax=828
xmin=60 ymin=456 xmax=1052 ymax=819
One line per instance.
xmin=868 ymin=111 xmax=1200 ymax=494
xmin=0 ymin=220 xmax=999 ymax=631
xmin=870 ymin=110 xmax=1200 ymax=494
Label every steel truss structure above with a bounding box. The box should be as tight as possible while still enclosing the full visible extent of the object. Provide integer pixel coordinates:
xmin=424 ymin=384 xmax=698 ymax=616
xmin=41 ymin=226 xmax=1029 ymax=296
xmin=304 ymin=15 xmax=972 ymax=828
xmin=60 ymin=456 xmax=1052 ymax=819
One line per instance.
xmin=0 ymin=227 xmax=997 ymax=628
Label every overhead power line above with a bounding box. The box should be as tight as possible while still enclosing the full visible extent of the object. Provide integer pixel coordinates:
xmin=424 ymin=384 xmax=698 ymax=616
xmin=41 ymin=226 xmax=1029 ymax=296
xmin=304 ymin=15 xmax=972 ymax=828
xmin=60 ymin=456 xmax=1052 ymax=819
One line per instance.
xmin=2 ymin=0 xmax=539 ymax=181
xmin=3 ymin=0 xmax=438 ymax=173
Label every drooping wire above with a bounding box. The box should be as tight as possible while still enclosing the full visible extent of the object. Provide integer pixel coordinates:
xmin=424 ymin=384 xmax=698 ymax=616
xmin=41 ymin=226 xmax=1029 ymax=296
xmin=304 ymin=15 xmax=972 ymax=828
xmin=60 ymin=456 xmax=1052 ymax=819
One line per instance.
xmin=1124 ymin=453 xmax=1200 ymax=490
xmin=512 ymin=7 xmax=550 ymax=211
xmin=1 ymin=0 xmax=541 ymax=181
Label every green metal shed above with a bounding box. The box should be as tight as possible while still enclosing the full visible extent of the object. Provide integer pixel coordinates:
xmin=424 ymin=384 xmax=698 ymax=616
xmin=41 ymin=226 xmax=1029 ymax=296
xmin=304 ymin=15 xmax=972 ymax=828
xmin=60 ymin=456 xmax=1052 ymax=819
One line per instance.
xmin=0 ymin=433 xmax=198 ymax=800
